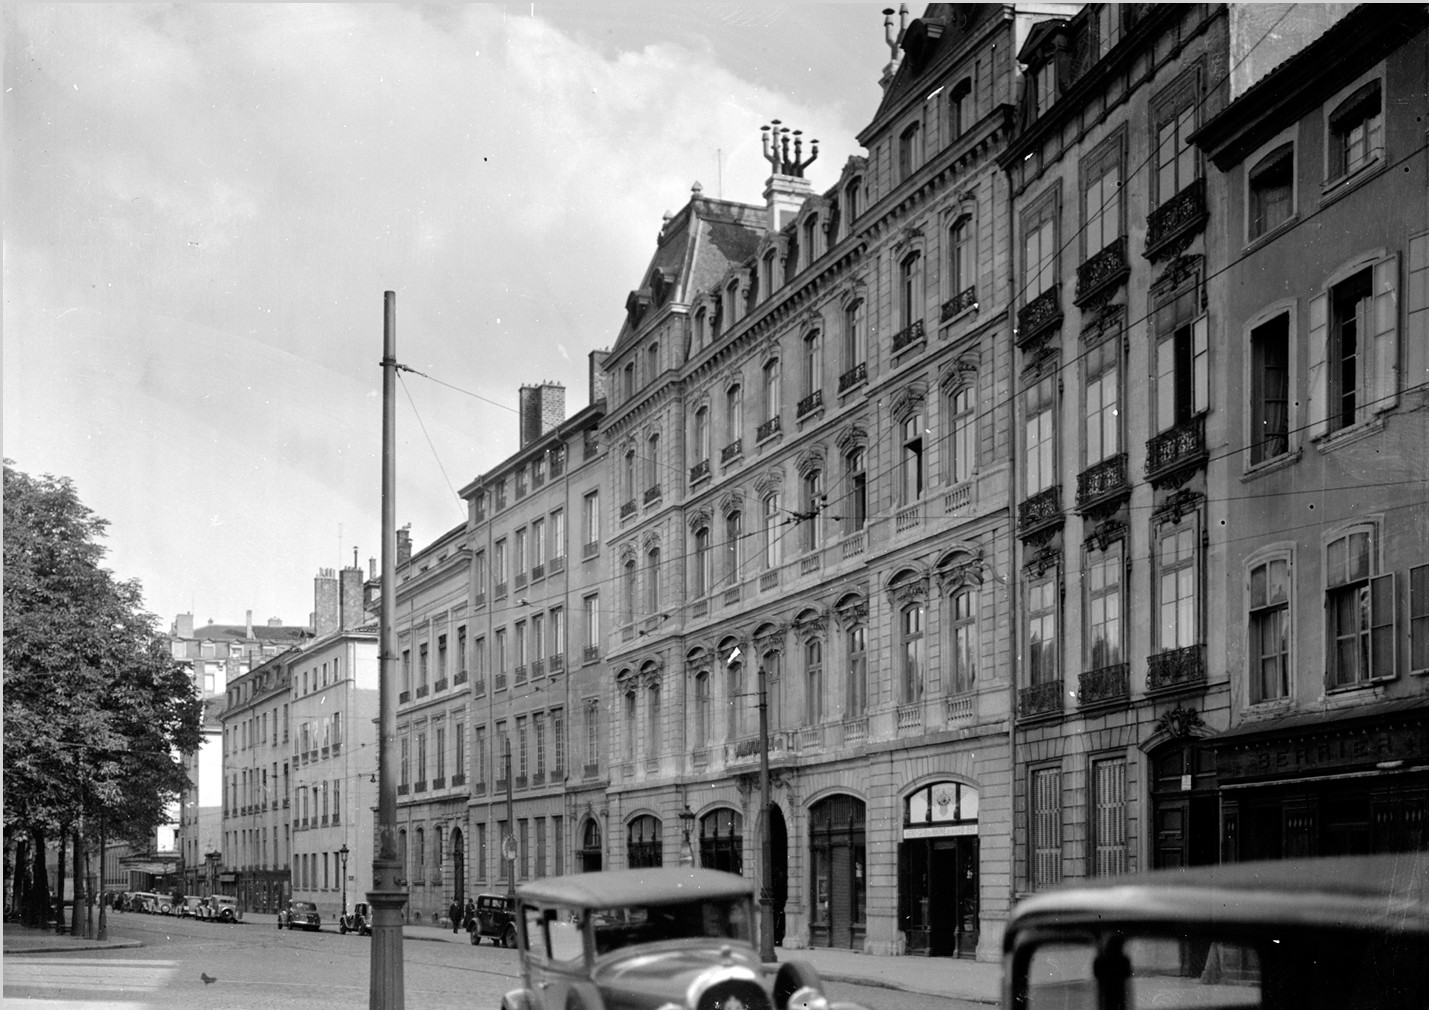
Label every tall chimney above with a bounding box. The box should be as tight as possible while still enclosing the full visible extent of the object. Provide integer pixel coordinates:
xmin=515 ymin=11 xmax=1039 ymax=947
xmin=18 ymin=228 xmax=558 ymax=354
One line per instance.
xmin=314 ymin=568 xmax=339 ymax=637
xmin=519 ymin=383 xmax=567 ymax=448
xmin=174 ymin=613 xmax=195 ymax=639
xmin=397 ymin=526 xmax=412 ymax=567
xmin=340 ymin=562 xmax=364 ymax=631
xmin=589 ymin=350 xmax=611 ymax=404
xmin=246 ymin=610 xmax=253 ymax=639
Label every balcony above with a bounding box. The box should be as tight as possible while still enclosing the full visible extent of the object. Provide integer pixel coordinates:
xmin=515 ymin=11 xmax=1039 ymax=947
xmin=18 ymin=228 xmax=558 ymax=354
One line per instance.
xmin=1018 ymin=485 xmax=1063 ymax=537
xmin=549 ymin=653 xmax=564 ymax=673
xmin=797 ymin=390 xmax=823 ymax=417
xmin=944 ymin=694 xmax=974 ymax=725
xmin=760 ymin=570 xmax=779 ymax=592
xmin=1076 ymin=454 xmax=1130 ymax=514
xmin=531 ymin=658 xmax=545 ymax=677
xmin=723 ymin=585 xmax=741 ymax=606
xmin=945 ymin=482 xmax=972 ymax=514
xmin=643 ymin=484 xmax=663 ymax=505
xmin=692 ymin=599 xmax=710 ymax=617
xmin=583 ymin=540 xmax=600 ymax=559
xmin=582 ymin=645 xmax=600 ymax=664
xmin=1074 ymin=236 xmax=1130 ymax=308
xmin=838 ymin=362 xmax=867 ymax=393
xmin=549 ymin=555 xmax=566 ymax=575
xmin=472 ymin=781 xmax=486 ymax=797
xmin=896 ymin=702 xmax=923 ymax=734
xmin=841 ymin=532 xmax=865 ymax=558
xmin=397 ymin=783 xmax=409 ymax=796
xmin=690 ymin=458 xmax=711 ymax=483
xmin=691 ymin=747 xmax=710 ymax=770
xmin=451 ymin=774 xmax=465 ymax=787
xmin=757 ymin=416 xmax=782 ymax=441
xmin=531 ymin=563 xmax=544 ymax=581
xmin=1078 ymin=663 xmax=1129 ymax=708
xmin=414 ymin=780 xmax=427 ymax=793
xmin=453 ymin=669 xmax=468 ymax=685
xmin=473 ymin=591 xmax=487 ymax=609
xmin=399 ymin=690 xmax=411 ymax=704
xmin=1144 ymin=178 xmax=1208 ymax=261
xmin=891 ymin=319 xmax=926 ymax=355
xmin=515 ymin=775 xmax=528 ymax=789
xmin=514 ymin=665 xmax=527 ymax=686
xmin=896 ymin=504 xmax=921 ymax=533
xmin=434 ymin=678 xmax=448 ymax=693
xmin=495 ymin=581 xmax=508 ymax=599
xmin=800 ymin=725 xmax=824 ymax=750
xmin=841 ymin=716 xmax=868 ymax=745
xmin=515 ymin=572 xmax=527 ymax=590
xmin=495 ymin=778 xmax=509 ymax=792
xmin=433 ymin=776 xmax=445 ymax=790
xmin=1148 ymin=644 xmax=1206 ymax=694
xmin=800 ymin=553 xmax=820 ymax=575
xmin=1018 ymin=681 xmax=1064 ymax=720
xmin=494 ymin=672 xmax=508 ymax=691
xmin=1145 ymin=414 xmax=1208 ymax=487
xmin=416 ymin=684 xmax=429 ymax=698
xmin=619 ymin=499 xmax=637 ymax=519
xmin=940 ymin=285 xmax=978 ymax=322
xmin=532 ymin=771 xmax=544 ymax=786
xmin=1016 ymin=286 xmax=1063 ymax=349
xmin=473 ymin=678 xmax=486 ymax=697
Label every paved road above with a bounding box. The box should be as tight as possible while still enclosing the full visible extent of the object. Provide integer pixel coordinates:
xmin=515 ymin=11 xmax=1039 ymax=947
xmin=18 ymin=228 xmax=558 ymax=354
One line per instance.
xmin=3 ymin=913 xmax=987 ymax=1010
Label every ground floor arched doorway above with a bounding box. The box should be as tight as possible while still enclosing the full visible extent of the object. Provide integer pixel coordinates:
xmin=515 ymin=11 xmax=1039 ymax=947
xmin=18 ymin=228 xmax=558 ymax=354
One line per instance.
xmin=769 ymin=804 xmax=788 ymax=945
xmin=809 ymin=794 xmax=864 ymax=949
xmin=451 ymin=828 xmax=465 ymax=905
xmin=898 ymin=780 xmax=979 ymax=957
xmin=1149 ymin=737 xmax=1218 ymax=868
xmin=580 ymin=817 xmax=602 ymax=872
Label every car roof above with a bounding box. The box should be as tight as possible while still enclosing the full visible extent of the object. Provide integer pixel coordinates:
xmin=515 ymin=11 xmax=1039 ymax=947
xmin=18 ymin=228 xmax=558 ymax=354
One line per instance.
xmin=517 ymin=868 xmax=753 ymax=908
xmin=1007 ymin=851 xmax=1429 ymax=942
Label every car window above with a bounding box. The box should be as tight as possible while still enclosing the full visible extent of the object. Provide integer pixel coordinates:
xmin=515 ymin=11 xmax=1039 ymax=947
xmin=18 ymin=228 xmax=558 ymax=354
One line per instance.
xmin=523 ymin=905 xmax=548 ymax=963
xmin=591 ymin=898 xmax=752 ymax=954
xmin=1025 ymin=935 xmax=1263 ymax=1010
xmin=546 ymin=907 xmax=584 ymax=965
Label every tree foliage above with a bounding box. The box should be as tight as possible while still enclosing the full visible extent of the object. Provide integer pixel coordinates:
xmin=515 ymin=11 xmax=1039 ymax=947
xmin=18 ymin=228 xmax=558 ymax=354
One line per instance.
xmin=3 ymin=461 xmax=202 ymax=850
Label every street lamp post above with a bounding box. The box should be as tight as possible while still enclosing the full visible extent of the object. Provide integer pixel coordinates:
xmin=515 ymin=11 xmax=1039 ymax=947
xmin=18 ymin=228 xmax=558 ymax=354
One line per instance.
xmin=339 ymin=844 xmax=350 ymax=920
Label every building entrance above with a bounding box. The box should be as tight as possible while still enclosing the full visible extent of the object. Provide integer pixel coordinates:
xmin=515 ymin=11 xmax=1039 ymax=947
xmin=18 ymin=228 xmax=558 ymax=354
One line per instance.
xmin=1149 ymin=739 xmax=1218 ymax=868
xmin=898 ymin=781 xmax=979 ymax=957
xmin=809 ymin=795 xmax=865 ymax=950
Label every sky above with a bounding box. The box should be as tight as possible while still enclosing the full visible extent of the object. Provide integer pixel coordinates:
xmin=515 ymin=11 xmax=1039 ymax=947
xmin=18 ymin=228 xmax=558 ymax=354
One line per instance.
xmin=4 ymin=2 xmax=896 ymax=630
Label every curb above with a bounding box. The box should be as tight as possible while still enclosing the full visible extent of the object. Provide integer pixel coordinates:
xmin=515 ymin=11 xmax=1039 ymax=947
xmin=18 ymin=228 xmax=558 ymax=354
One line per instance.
xmin=821 ymin=973 xmax=998 ymax=1004
xmin=5 ymin=939 xmax=146 ymax=955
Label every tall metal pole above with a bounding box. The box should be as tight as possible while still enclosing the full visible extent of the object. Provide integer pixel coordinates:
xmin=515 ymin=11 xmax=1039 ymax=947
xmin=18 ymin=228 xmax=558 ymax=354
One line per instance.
xmin=370 ymin=290 xmax=407 ymax=1010
xmin=757 ymin=664 xmax=776 ymax=963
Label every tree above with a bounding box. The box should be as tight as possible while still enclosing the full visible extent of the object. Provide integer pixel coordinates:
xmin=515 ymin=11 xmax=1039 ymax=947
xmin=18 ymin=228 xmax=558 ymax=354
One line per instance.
xmin=3 ymin=461 xmax=202 ymax=924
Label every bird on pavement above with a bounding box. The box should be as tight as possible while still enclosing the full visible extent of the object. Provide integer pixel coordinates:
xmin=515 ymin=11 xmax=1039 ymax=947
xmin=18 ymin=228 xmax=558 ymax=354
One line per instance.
xmin=200 ymin=973 xmax=217 ymax=985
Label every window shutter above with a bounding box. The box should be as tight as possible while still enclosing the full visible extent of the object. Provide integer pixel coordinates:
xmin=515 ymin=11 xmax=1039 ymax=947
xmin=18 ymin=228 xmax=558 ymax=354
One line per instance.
xmin=1369 ymin=572 xmax=1396 ymax=680
xmin=1372 ymin=253 xmax=1399 ymax=414
xmin=1306 ymin=293 xmax=1329 ymax=437
xmin=1192 ymin=315 xmax=1209 ymax=414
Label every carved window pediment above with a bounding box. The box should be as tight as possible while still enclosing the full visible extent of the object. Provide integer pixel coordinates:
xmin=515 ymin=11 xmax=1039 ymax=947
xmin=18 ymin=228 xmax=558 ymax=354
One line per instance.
xmin=718 ymin=491 xmax=745 ymax=518
xmin=835 ymin=424 xmax=868 ymax=454
xmin=753 ymin=468 xmax=784 ymax=499
xmin=687 ymin=506 xmax=714 ymax=532
xmin=890 ymin=383 xmax=928 ymax=424
xmin=886 ymin=570 xmax=929 ymax=607
xmin=939 ymin=354 xmax=980 ymax=393
xmin=796 ymin=447 xmax=826 ymax=478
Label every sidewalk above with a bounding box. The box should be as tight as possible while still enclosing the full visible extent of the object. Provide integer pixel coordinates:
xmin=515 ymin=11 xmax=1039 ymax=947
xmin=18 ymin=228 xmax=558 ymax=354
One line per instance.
xmin=3 ymin=921 xmax=144 ymax=955
xmin=781 ymin=946 xmax=1000 ymax=1005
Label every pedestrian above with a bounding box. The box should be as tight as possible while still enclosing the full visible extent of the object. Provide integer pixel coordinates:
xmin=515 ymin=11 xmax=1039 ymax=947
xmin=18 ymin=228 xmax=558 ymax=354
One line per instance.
xmin=449 ymin=897 xmax=461 ymax=934
xmin=464 ymin=897 xmax=476 ymax=933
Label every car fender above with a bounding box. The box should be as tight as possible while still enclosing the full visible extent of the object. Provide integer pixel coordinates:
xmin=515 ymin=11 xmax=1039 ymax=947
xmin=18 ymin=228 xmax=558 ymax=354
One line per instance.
xmin=684 ymin=964 xmax=762 ymax=1010
xmin=501 ymin=987 xmax=541 ymax=1010
xmin=562 ymin=980 xmax=605 ymax=1010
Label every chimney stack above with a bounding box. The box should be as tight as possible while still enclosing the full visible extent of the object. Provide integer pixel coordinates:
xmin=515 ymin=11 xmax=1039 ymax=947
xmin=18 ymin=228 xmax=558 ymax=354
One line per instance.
xmin=174 ymin=613 xmax=195 ymax=639
xmin=340 ymin=558 xmax=364 ymax=631
xmin=313 ymin=568 xmax=339 ymax=637
xmin=589 ymin=350 xmax=611 ymax=404
xmin=519 ymin=383 xmax=566 ymax=448
xmin=246 ymin=610 xmax=254 ymax=638
xmin=397 ymin=526 xmax=412 ymax=568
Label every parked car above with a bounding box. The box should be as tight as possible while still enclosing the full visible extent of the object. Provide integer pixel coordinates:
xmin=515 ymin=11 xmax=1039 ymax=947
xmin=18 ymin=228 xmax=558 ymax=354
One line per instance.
xmin=278 ymin=900 xmax=322 ymax=931
xmin=500 ymin=868 xmax=867 ymax=1010
xmin=177 ymin=896 xmax=205 ymax=918
xmin=1003 ymin=851 xmax=1429 ymax=1010
xmin=198 ymin=894 xmax=242 ymax=923
xmin=471 ymin=893 xmax=517 ymax=947
xmin=339 ymin=901 xmax=372 ymax=936
xmin=128 ymin=892 xmax=160 ymax=914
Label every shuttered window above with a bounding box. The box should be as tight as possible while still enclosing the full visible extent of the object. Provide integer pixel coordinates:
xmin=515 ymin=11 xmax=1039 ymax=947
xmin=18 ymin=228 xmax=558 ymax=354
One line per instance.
xmin=1091 ymin=758 xmax=1128 ymax=877
xmin=1031 ymin=766 xmax=1063 ymax=890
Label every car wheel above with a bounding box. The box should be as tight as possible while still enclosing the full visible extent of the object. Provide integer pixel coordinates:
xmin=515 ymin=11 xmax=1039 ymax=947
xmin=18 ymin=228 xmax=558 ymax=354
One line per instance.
xmin=470 ymin=931 xmax=480 ymax=945
xmin=502 ymin=925 xmax=517 ymax=949
xmin=340 ymin=921 xmax=348 ymax=934
xmin=773 ymin=962 xmax=823 ymax=1010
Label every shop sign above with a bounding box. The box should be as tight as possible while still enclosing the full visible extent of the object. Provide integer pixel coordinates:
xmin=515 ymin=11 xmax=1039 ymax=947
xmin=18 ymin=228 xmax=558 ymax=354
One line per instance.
xmin=1218 ymin=723 xmax=1425 ymax=780
xmin=903 ymin=823 xmax=976 ymax=840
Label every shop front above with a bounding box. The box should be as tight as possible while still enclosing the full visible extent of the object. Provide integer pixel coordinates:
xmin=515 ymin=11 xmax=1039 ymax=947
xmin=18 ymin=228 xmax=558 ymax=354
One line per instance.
xmin=809 ymin=794 xmax=864 ymax=950
xmin=898 ymin=781 xmax=979 ymax=957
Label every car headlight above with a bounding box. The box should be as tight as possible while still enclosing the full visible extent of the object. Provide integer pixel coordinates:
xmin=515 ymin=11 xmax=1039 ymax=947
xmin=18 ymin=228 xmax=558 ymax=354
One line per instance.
xmin=783 ymin=988 xmax=828 ymax=1010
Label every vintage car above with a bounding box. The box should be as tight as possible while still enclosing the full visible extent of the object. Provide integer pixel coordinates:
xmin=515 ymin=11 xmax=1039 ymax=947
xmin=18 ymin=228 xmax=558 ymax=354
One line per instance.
xmin=1003 ymin=850 xmax=1429 ymax=1010
xmin=339 ymin=901 xmax=372 ymax=936
xmin=471 ymin=892 xmax=517 ymax=947
xmin=278 ymin=900 xmax=322 ymax=931
xmin=177 ymin=896 xmax=205 ymax=918
xmin=501 ymin=868 xmax=867 ymax=1010
xmin=127 ymin=891 xmax=160 ymax=914
xmin=198 ymin=894 xmax=243 ymax=923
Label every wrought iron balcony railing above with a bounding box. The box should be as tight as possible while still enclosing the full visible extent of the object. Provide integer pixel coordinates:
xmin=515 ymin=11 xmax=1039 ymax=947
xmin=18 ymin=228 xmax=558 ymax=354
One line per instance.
xmin=797 ymin=390 xmax=823 ymax=416
xmin=619 ymin=499 xmax=637 ymax=519
xmin=940 ymin=286 xmax=978 ymax=321
xmin=1018 ymin=681 xmax=1063 ymax=719
xmin=1016 ymin=286 xmax=1062 ymax=348
xmin=1018 ymin=485 xmax=1063 ymax=536
xmin=838 ymin=362 xmax=867 ymax=393
xmin=689 ymin=458 xmax=710 ymax=483
xmin=721 ymin=439 xmax=743 ymax=463
xmin=1144 ymin=178 xmax=1208 ymax=261
xmin=891 ymin=319 xmax=926 ymax=354
xmin=643 ymin=484 xmax=662 ymax=504
xmin=1078 ymin=663 xmax=1129 ymax=707
xmin=757 ymin=416 xmax=782 ymax=441
xmin=1076 ymin=453 xmax=1129 ymax=512
xmin=1145 ymin=414 xmax=1208 ymax=486
xmin=1148 ymin=644 xmax=1206 ymax=693
xmin=1074 ymin=236 xmax=1130 ymax=307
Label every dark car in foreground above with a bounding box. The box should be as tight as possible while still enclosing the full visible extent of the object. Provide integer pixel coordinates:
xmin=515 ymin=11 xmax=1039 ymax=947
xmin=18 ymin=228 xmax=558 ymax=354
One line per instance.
xmin=278 ymin=900 xmax=322 ymax=931
xmin=502 ymin=868 xmax=869 ymax=1010
xmin=1003 ymin=850 xmax=1428 ymax=1010
xmin=471 ymin=892 xmax=517 ymax=947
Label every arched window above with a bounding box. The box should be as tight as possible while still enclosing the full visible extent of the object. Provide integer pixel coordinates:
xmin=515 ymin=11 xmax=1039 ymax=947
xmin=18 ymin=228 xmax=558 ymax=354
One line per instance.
xmin=693 ymin=308 xmax=707 ymax=348
xmin=622 ymin=688 xmax=637 ymax=761
xmin=623 ymin=362 xmax=635 ymax=398
xmin=803 ymin=215 xmax=819 ymax=269
xmin=581 ymin=818 xmax=603 ymax=872
xmin=803 ymin=331 xmax=822 ymax=400
xmin=901 ymin=411 xmax=925 ymax=503
xmin=693 ymin=526 xmax=711 ymax=597
xmin=646 ymin=432 xmax=660 ymax=494
xmin=898 ymin=121 xmax=922 ymax=179
xmin=623 ymin=558 xmax=637 ymax=626
xmin=764 ymin=492 xmax=782 ymax=570
xmin=842 ymin=299 xmax=865 ymax=370
xmin=646 ymin=547 xmax=661 ymax=612
xmin=844 ymin=177 xmax=862 ymax=228
xmin=763 ymin=648 xmax=784 ymax=730
xmin=901 ymin=602 xmax=925 ymax=703
xmin=763 ymin=249 xmax=779 ymax=298
xmin=699 ymin=809 xmax=744 ymax=874
xmin=762 ymin=359 xmax=781 ymax=426
xmin=647 ymin=682 xmax=661 ymax=755
xmin=845 ymin=448 xmax=867 ymax=530
xmin=623 ymin=449 xmax=636 ymax=504
xmin=694 ymin=670 xmax=711 ymax=747
xmin=727 ymin=657 xmax=745 ymax=738
xmin=416 ymin=826 xmax=426 ymax=871
xmin=949 ymin=217 xmax=975 ymax=300
xmin=949 ymin=384 xmax=976 ymax=484
xmin=805 ymin=638 xmax=824 ymax=723
xmin=725 ymin=510 xmax=743 ymax=583
xmin=726 ymin=279 xmax=741 ymax=326
xmin=627 ymin=815 xmax=662 ymax=869
xmin=900 ymin=251 xmax=923 ymax=328
xmin=398 ymin=829 xmax=408 ymax=884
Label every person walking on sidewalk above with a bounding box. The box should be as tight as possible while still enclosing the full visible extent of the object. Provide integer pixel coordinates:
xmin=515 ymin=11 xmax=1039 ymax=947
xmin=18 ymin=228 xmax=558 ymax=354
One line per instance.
xmin=448 ymin=898 xmax=461 ymax=934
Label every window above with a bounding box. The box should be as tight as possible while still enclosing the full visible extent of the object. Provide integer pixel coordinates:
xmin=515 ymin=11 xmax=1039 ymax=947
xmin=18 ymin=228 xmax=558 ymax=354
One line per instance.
xmin=693 ymin=526 xmax=712 ymax=596
xmin=532 ymin=519 xmax=546 ymax=567
xmin=1154 ymin=286 xmax=1208 ymax=433
xmin=693 ymin=406 xmax=710 ymax=463
xmin=1027 ymin=573 xmax=1059 ymax=685
xmin=763 ymin=493 xmax=782 ymax=569
xmin=1030 ymin=766 xmax=1063 ymax=890
xmin=846 ymin=449 xmax=867 ymax=529
xmin=1410 ymin=564 xmax=1429 ymax=676
xmin=550 ymin=607 xmax=564 ymax=661
xmin=551 ymin=509 xmax=565 ymax=560
xmin=646 ymin=432 xmax=660 ymax=492
xmin=1086 ymin=541 xmax=1123 ymax=671
xmin=846 ymin=623 xmax=867 ymax=716
xmin=457 ymin=627 xmax=467 ymax=676
xmin=494 ymin=538 xmax=508 ymax=588
xmin=496 ymin=628 xmax=508 ymax=679
xmin=583 ymin=492 xmax=600 ymax=549
xmin=727 ymin=660 xmax=745 ymax=738
xmin=1083 ymin=145 xmax=1122 ymax=255
xmin=516 ymin=716 xmax=528 ymax=778
xmin=533 ymin=713 xmax=546 ymax=777
xmin=726 ymin=384 xmax=743 ymax=444
xmin=1094 ymin=4 xmax=1122 ymax=58
xmin=900 ymin=603 xmax=925 ymax=703
xmin=514 ymin=620 xmax=528 ymax=672
xmin=622 ymin=558 xmax=637 ymax=625
xmin=1084 ymin=337 xmax=1121 ymax=466
xmin=949 ymin=384 xmax=976 ymax=484
xmin=435 ymin=725 xmax=446 ymax=780
xmin=901 ymin=412 xmax=924 ymax=503
xmin=725 ymin=510 xmax=743 ymax=584
xmin=622 ymin=690 xmax=636 ymax=761
xmin=801 ymin=470 xmax=823 ymax=552
xmin=1327 ymin=268 xmax=1378 ymax=434
xmin=1248 ymin=556 xmax=1291 ymax=703
xmin=532 ymin=613 xmax=545 ymax=665
xmin=805 ymin=639 xmax=824 ymax=723
xmin=762 ymin=359 xmax=781 ymax=426
xmin=1032 ymin=63 xmax=1055 ymax=118
xmin=1156 ymin=521 xmax=1199 ymax=653
xmin=843 ymin=176 xmax=861 ymax=228
xmin=898 ymin=121 xmax=922 ymax=179
xmin=803 ymin=215 xmax=819 ymax=269
xmin=552 ymin=709 xmax=564 ymax=774
xmin=1249 ymin=313 xmax=1290 ymax=463
xmin=694 ymin=671 xmax=711 ymax=748
xmin=899 ymin=251 xmax=923 ymax=328
xmin=1329 ymin=80 xmax=1382 ymax=180
xmin=647 ymin=342 xmax=660 ymax=382
xmin=1024 ymin=211 xmax=1055 ymax=300
xmin=437 ymin=635 xmax=448 ymax=682
xmin=948 ymin=78 xmax=972 ymax=141
xmin=803 ymin=331 xmax=821 ymax=398
xmin=475 ymin=726 xmax=486 ymax=783
xmin=623 ymin=362 xmax=635 ymax=399
xmin=646 ymin=548 xmax=661 ymax=612
xmin=585 ymin=699 xmax=600 ymax=766
xmin=582 ymin=594 xmax=599 ymax=651
xmin=941 ymin=587 xmax=975 ymax=695
xmin=622 ymin=450 xmax=636 ymax=504
xmin=400 ymin=736 xmax=410 ymax=787
xmin=842 ymin=300 xmax=865 ymax=370
xmin=455 ymin=721 xmax=465 ymax=781
xmin=417 ymin=731 xmax=428 ymax=783
xmin=1326 ymin=527 xmax=1394 ymax=687
xmin=1090 ymin=757 xmax=1127 ymax=877
xmin=647 ymin=683 xmax=661 ymax=755
xmin=1024 ymin=376 xmax=1056 ymax=495
xmin=1248 ymin=144 xmax=1294 ymax=241
xmin=1153 ymin=94 xmax=1196 ymax=208
xmin=694 ymin=307 xmax=708 ymax=348
xmin=948 ymin=217 xmax=975 ymax=299
xmin=763 ymin=650 xmax=783 ymax=730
